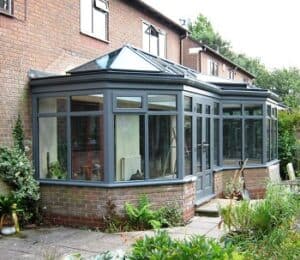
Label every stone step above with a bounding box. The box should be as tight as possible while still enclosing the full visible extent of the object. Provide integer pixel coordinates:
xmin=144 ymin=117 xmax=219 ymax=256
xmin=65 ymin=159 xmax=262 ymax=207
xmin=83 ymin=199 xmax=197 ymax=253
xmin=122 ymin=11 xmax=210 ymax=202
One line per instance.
xmin=195 ymin=199 xmax=237 ymax=217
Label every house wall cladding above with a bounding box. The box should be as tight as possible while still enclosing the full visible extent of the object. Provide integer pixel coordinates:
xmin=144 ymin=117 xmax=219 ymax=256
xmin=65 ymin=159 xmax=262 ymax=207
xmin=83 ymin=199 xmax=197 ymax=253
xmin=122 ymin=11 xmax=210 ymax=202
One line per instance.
xmin=40 ymin=181 xmax=196 ymax=228
xmin=214 ymin=163 xmax=280 ymax=199
xmin=0 ymin=0 xmax=181 ymax=146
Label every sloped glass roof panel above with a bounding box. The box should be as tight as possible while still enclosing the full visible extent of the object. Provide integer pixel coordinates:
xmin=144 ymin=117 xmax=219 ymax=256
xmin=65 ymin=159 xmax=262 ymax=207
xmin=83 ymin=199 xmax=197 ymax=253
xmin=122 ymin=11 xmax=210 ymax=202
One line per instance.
xmin=69 ymin=46 xmax=160 ymax=74
xmin=110 ymin=47 xmax=160 ymax=71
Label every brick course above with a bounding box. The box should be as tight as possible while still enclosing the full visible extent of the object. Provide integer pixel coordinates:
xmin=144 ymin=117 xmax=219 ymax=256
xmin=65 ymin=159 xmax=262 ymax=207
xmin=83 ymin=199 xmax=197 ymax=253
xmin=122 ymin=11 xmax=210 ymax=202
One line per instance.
xmin=40 ymin=180 xmax=196 ymax=228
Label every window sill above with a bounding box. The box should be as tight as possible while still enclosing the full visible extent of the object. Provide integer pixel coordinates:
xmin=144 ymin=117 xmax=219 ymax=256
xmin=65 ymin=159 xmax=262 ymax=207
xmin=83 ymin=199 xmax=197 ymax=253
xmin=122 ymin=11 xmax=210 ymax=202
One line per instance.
xmin=80 ymin=31 xmax=110 ymax=44
xmin=0 ymin=11 xmax=14 ymax=18
xmin=38 ymin=177 xmax=196 ymax=188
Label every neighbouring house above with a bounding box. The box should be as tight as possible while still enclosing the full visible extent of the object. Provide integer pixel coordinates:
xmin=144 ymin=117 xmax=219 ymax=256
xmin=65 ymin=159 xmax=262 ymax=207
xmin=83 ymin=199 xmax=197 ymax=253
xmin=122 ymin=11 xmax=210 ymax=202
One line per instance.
xmin=1 ymin=0 xmax=280 ymax=228
xmin=182 ymin=36 xmax=255 ymax=84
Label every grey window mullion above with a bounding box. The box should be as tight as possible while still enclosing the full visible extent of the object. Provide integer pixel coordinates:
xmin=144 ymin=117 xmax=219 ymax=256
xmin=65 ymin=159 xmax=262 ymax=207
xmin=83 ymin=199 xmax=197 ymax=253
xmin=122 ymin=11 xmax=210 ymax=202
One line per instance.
xmin=66 ymin=97 xmax=72 ymax=181
xmin=262 ymin=104 xmax=267 ymax=163
xmin=220 ymin=117 xmax=223 ymax=167
xmin=38 ymin=112 xmax=67 ymax=117
xmin=177 ymin=95 xmax=184 ymax=179
xmin=104 ymin=90 xmax=114 ymax=184
xmin=69 ymin=111 xmax=103 ymax=116
xmin=145 ymin=114 xmax=149 ymax=180
xmin=32 ymin=96 xmax=39 ymax=179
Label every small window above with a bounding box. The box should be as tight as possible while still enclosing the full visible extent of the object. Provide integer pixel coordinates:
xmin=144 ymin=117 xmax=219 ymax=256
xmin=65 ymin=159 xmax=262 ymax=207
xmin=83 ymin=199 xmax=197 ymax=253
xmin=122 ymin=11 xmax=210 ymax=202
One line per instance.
xmin=0 ymin=0 xmax=12 ymax=15
xmin=267 ymin=105 xmax=272 ymax=117
xmin=208 ymin=59 xmax=219 ymax=76
xmin=229 ymin=70 xmax=235 ymax=80
xmin=213 ymin=102 xmax=220 ymax=115
xmin=116 ymin=96 xmax=142 ymax=109
xmin=80 ymin=0 xmax=109 ymax=41
xmin=38 ymin=97 xmax=67 ymax=113
xmin=71 ymin=95 xmax=104 ymax=111
xmin=244 ymin=104 xmax=263 ymax=116
xmin=148 ymin=95 xmax=176 ymax=111
xmin=223 ymin=104 xmax=242 ymax=116
xmin=196 ymin=104 xmax=202 ymax=114
xmin=143 ymin=22 xmax=166 ymax=58
xmin=205 ymin=105 xmax=211 ymax=114
xmin=184 ymin=96 xmax=192 ymax=112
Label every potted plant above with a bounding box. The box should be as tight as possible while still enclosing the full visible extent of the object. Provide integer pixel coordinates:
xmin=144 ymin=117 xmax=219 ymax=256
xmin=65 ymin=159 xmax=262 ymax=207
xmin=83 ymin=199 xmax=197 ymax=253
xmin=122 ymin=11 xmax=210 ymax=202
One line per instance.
xmin=0 ymin=194 xmax=21 ymax=235
xmin=47 ymin=161 xmax=67 ymax=180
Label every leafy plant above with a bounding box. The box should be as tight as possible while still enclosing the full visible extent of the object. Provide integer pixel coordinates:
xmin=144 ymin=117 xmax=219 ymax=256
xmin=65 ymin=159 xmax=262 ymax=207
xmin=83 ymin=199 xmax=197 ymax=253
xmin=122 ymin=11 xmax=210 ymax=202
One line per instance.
xmin=12 ymin=114 xmax=25 ymax=152
xmin=124 ymin=195 xmax=167 ymax=230
xmin=0 ymin=147 xmax=39 ymax=224
xmin=47 ymin=161 xmax=67 ymax=179
xmin=129 ymin=230 xmax=244 ymax=260
xmin=0 ymin=193 xmax=22 ymax=230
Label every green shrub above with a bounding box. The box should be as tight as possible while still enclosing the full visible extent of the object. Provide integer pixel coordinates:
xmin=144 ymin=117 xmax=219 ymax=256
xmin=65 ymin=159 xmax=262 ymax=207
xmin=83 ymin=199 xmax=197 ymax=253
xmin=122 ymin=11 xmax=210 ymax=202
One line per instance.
xmin=0 ymin=147 xmax=39 ymax=224
xmin=220 ymin=184 xmax=299 ymax=236
xmin=12 ymin=114 xmax=25 ymax=152
xmin=129 ymin=231 xmax=244 ymax=260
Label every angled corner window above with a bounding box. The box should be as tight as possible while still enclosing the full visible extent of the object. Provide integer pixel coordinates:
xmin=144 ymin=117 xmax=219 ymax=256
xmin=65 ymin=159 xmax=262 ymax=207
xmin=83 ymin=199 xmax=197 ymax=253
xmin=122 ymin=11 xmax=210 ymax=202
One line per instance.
xmin=80 ymin=0 xmax=109 ymax=41
xmin=142 ymin=22 xmax=166 ymax=58
xmin=0 ymin=0 xmax=12 ymax=15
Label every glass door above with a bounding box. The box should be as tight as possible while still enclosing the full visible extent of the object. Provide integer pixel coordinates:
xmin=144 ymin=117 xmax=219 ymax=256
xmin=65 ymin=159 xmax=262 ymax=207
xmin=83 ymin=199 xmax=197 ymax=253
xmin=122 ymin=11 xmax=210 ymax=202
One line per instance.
xmin=194 ymin=100 xmax=213 ymax=200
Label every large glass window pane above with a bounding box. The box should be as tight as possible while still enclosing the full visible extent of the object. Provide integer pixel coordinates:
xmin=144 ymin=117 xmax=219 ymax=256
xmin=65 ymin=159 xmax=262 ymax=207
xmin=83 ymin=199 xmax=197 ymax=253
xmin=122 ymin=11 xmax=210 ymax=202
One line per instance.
xmin=223 ymin=104 xmax=242 ymax=116
xmin=148 ymin=95 xmax=176 ymax=111
xmin=116 ymin=96 xmax=142 ymax=109
xmin=214 ymin=119 xmax=220 ymax=166
xmin=38 ymin=97 xmax=67 ymax=113
xmin=184 ymin=116 xmax=192 ymax=176
xmin=244 ymin=104 xmax=263 ymax=116
xmin=39 ymin=117 xmax=67 ymax=180
xmin=71 ymin=116 xmax=104 ymax=181
xmin=223 ymin=119 xmax=242 ymax=166
xmin=149 ymin=115 xmax=177 ymax=179
xmin=114 ymin=115 xmax=144 ymax=181
xmin=245 ymin=119 xmax=263 ymax=164
xmin=71 ymin=95 xmax=103 ymax=111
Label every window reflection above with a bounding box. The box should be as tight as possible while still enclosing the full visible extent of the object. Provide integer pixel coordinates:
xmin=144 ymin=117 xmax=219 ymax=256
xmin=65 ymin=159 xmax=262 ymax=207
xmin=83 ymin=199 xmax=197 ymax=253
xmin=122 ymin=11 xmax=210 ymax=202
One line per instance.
xmin=71 ymin=95 xmax=103 ymax=111
xmin=245 ymin=119 xmax=262 ymax=164
xmin=223 ymin=104 xmax=242 ymax=116
xmin=39 ymin=117 xmax=67 ymax=180
xmin=223 ymin=119 xmax=242 ymax=166
xmin=39 ymin=97 xmax=67 ymax=113
xmin=116 ymin=96 xmax=142 ymax=109
xmin=114 ymin=115 xmax=144 ymax=181
xmin=149 ymin=115 xmax=177 ymax=179
xmin=148 ymin=95 xmax=176 ymax=111
xmin=244 ymin=104 xmax=262 ymax=116
xmin=71 ymin=116 xmax=104 ymax=181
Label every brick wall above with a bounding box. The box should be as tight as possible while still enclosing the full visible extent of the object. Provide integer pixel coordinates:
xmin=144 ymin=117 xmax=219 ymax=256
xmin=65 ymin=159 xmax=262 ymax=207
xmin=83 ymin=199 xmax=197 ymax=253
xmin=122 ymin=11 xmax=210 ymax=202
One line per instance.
xmin=214 ymin=163 xmax=280 ymax=199
xmin=0 ymin=0 xmax=182 ymax=146
xmin=40 ymin=180 xmax=196 ymax=228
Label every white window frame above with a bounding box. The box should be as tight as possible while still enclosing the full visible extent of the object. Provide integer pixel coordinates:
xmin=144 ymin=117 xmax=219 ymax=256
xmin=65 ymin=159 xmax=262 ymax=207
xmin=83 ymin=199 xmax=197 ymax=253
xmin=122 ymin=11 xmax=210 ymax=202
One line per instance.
xmin=229 ymin=70 xmax=235 ymax=80
xmin=208 ymin=59 xmax=219 ymax=76
xmin=142 ymin=21 xmax=166 ymax=58
xmin=80 ymin=0 xmax=109 ymax=41
xmin=0 ymin=0 xmax=13 ymax=15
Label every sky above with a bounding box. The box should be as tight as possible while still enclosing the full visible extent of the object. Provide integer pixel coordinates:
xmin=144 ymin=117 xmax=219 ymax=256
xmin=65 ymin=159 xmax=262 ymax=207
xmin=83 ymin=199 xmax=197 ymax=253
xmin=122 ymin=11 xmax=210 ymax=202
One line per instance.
xmin=144 ymin=0 xmax=300 ymax=70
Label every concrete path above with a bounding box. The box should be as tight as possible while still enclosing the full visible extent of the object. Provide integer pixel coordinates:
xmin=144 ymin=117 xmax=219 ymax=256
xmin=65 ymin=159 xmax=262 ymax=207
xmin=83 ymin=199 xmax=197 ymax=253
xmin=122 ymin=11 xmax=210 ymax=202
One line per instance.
xmin=0 ymin=216 xmax=224 ymax=259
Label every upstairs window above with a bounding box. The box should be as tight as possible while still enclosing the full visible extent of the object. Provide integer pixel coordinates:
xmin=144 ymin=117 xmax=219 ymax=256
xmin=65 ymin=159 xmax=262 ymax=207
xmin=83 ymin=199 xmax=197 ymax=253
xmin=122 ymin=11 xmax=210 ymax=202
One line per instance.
xmin=208 ymin=59 xmax=219 ymax=76
xmin=0 ymin=0 xmax=13 ymax=15
xmin=229 ymin=70 xmax=235 ymax=80
xmin=80 ymin=0 xmax=109 ymax=41
xmin=143 ymin=22 xmax=166 ymax=58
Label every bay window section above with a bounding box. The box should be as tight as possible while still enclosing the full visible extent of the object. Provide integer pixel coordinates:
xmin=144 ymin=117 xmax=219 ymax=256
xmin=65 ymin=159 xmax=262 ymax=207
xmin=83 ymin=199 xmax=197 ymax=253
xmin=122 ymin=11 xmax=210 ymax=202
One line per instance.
xmin=71 ymin=116 xmax=104 ymax=181
xmin=114 ymin=115 xmax=144 ymax=181
xmin=39 ymin=117 xmax=67 ymax=180
xmin=149 ymin=115 xmax=177 ymax=179
xmin=223 ymin=119 xmax=242 ymax=166
xmin=245 ymin=119 xmax=263 ymax=164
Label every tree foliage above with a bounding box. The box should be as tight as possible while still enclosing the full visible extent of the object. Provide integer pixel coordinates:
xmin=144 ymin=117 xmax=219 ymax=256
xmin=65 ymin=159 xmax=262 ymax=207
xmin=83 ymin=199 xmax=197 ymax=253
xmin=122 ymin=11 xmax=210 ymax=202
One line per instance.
xmin=189 ymin=14 xmax=300 ymax=109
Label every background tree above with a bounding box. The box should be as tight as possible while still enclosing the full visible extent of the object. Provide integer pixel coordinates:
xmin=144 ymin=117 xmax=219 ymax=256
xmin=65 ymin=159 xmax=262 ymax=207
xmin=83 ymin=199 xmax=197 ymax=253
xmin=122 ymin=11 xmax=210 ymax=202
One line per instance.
xmin=189 ymin=14 xmax=300 ymax=109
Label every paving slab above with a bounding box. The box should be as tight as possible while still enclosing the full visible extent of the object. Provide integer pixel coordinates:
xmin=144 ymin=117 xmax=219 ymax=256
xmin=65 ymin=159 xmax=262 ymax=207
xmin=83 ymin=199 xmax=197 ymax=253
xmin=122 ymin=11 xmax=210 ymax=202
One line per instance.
xmin=0 ymin=216 xmax=224 ymax=259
